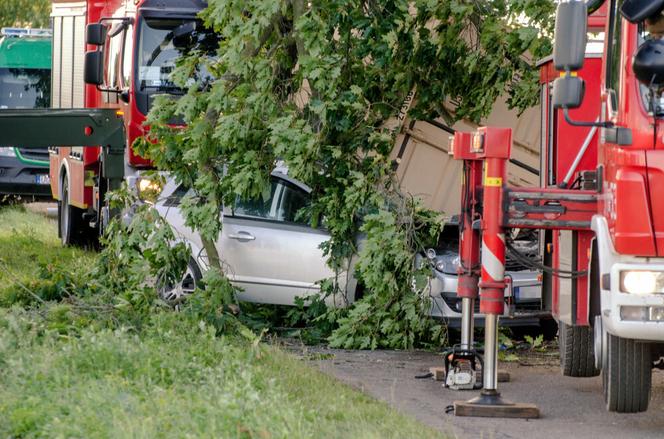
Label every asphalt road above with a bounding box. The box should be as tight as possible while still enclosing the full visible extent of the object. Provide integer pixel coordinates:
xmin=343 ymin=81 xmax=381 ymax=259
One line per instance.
xmin=302 ymin=347 xmax=664 ymax=439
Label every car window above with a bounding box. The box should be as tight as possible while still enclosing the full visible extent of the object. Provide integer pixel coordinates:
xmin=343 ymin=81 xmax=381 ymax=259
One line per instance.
xmin=163 ymin=183 xmax=191 ymax=207
xmin=233 ymin=177 xmax=311 ymax=225
xmin=233 ymin=179 xmax=280 ymax=220
xmin=276 ymin=181 xmax=310 ymax=224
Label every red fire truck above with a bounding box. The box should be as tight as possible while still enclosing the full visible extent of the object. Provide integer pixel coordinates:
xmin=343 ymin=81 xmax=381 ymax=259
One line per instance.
xmin=49 ymin=0 xmax=212 ymax=245
xmin=450 ymin=0 xmax=664 ymax=416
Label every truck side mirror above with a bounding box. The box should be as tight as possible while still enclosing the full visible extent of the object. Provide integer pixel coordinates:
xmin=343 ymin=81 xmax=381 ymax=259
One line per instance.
xmin=86 ymin=23 xmax=107 ymax=46
xmin=172 ymin=21 xmax=196 ymax=48
xmin=553 ymin=1 xmax=588 ymax=72
xmin=586 ymin=0 xmax=606 ymax=14
xmin=84 ymin=51 xmax=104 ymax=86
xmin=633 ymin=39 xmax=664 ymax=87
xmin=621 ymin=0 xmax=664 ymax=23
xmin=552 ymin=75 xmax=586 ymax=110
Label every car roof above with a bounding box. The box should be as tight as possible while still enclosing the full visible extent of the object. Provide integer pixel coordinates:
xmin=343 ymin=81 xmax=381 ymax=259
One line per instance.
xmin=270 ymin=170 xmax=312 ymax=194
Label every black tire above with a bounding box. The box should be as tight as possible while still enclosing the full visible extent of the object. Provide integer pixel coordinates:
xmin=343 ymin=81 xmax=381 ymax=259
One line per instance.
xmin=603 ymin=333 xmax=652 ymax=413
xmin=540 ymin=318 xmax=559 ymax=341
xmin=559 ymin=321 xmax=600 ymax=377
xmin=158 ymin=258 xmax=203 ymax=307
xmin=59 ymin=178 xmax=88 ymax=246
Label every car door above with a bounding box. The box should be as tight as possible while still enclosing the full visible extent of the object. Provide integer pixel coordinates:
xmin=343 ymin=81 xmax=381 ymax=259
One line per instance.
xmin=219 ymin=174 xmax=334 ymax=305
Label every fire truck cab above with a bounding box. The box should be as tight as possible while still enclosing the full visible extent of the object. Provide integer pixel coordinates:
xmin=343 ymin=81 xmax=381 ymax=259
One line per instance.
xmin=548 ymin=0 xmax=664 ymax=412
xmin=49 ymin=0 xmax=210 ymax=244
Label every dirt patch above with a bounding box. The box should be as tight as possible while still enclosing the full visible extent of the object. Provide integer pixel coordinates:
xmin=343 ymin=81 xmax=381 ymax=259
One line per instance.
xmin=284 ymin=342 xmax=664 ymax=439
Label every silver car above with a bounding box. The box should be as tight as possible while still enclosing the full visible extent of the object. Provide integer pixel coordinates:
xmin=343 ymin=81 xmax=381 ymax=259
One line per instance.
xmin=423 ymin=225 xmax=547 ymax=327
xmin=154 ymin=169 xmax=358 ymax=306
xmin=154 ymin=170 xmax=546 ymax=324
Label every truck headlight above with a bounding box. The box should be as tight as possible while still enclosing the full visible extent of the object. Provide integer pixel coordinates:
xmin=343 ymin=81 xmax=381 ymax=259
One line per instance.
xmin=0 ymin=147 xmax=16 ymax=157
xmin=620 ymin=270 xmax=664 ymax=295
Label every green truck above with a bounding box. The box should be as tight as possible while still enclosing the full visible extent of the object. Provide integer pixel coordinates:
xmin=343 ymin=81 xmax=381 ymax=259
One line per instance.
xmin=0 ymin=28 xmax=51 ymax=198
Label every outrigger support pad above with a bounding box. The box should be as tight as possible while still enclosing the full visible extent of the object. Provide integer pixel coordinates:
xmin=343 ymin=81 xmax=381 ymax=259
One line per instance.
xmin=453 ymin=390 xmax=540 ymax=418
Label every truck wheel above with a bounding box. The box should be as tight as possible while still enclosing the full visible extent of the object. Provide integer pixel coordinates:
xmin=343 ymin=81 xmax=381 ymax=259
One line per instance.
xmin=603 ymin=333 xmax=652 ymax=413
xmin=559 ymin=321 xmax=600 ymax=377
xmin=59 ymin=178 xmax=86 ymax=246
xmin=540 ymin=318 xmax=558 ymax=341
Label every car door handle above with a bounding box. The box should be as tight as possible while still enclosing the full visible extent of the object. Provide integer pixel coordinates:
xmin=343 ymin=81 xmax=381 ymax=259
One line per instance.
xmin=228 ymin=232 xmax=256 ymax=241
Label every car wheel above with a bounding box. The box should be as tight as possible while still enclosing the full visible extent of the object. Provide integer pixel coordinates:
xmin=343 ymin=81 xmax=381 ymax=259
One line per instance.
xmin=603 ymin=333 xmax=652 ymax=413
xmin=559 ymin=321 xmax=600 ymax=377
xmin=158 ymin=258 xmax=202 ymax=307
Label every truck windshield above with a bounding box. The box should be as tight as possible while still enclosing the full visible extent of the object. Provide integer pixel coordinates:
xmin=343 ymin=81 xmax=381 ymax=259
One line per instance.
xmin=0 ymin=68 xmax=49 ymax=109
xmin=136 ymin=17 xmax=217 ymax=114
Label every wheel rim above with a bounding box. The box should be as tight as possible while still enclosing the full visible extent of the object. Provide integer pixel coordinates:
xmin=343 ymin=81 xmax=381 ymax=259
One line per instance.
xmin=602 ymin=331 xmax=613 ymax=407
xmin=160 ymin=265 xmax=197 ymax=305
xmin=594 ymin=315 xmax=604 ymax=370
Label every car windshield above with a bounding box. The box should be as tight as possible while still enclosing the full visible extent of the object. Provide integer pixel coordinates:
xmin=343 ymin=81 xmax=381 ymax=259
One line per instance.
xmin=0 ymin=68 xmax=49 ymax=109
xmin=136 ymin=17 xmax=217 ymax=95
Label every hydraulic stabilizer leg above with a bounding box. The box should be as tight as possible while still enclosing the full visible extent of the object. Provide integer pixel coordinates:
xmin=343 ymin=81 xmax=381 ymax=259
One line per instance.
xmin=481 ymin=313 xmax=500 ymax=397
xmin=445 ymin=133 xmax=483 ymax=390
xmin=459 ymin=297 xmax=474 ymax=351
xmin=453 ymin=127 xmax=539 ymax=418
xmin=457 ymin=145 xmax=482 ymax=354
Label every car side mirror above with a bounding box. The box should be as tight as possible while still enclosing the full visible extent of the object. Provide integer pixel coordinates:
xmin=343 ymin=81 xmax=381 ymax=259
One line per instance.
xmin=553 ymin=75 xmax=586 ymax=110
xmin=553 ymin=0 xmax=588 ymax=72
xmin=86 ymin=23 xmax=107 ymax=46
xmin=84 ymin=50 xmax=104 ymax=85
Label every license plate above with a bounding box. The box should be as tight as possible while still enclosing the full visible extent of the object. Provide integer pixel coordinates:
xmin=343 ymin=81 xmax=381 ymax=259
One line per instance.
xmin=35 ymin=174 xmax=50 ymax=185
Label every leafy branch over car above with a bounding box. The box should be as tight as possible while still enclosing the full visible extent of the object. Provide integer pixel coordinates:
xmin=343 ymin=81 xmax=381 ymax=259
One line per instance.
xmin=135 ymin=0 xmax=555 ymax=348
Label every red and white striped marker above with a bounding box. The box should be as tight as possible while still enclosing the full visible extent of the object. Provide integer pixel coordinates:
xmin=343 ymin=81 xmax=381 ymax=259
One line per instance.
xmin=479 ymin=154 xmax=507 ymax=315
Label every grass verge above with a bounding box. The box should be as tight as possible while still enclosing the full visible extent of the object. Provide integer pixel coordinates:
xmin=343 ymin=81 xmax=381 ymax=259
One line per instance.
xmin=0 ymin=205 xmax=444 ymax=438
xmin=0 ymin=205 xmax=95 ymax=306
xmin=0 ymin=310 xmax=443 ymax=438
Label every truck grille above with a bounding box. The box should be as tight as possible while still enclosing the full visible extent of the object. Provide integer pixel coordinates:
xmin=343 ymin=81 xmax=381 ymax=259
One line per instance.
xmin=18 ymin=148 xmax=49 ymax=163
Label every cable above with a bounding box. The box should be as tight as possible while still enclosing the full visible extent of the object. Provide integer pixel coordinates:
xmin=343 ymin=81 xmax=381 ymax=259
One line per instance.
xmin=506 ymin=241 xmax=588 ymax=279
xmin=506 ymin=241 xmax=587 ymax=278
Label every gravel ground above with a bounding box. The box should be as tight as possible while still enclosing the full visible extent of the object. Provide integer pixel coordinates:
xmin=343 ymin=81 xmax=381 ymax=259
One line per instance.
xmin=286 ymin=344 xmax=664 ymax=439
